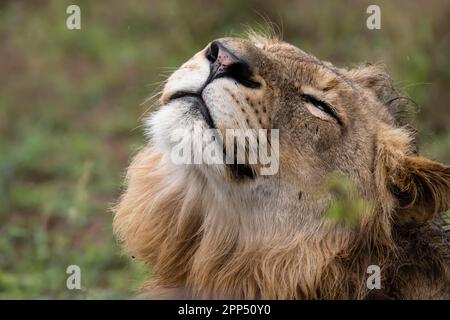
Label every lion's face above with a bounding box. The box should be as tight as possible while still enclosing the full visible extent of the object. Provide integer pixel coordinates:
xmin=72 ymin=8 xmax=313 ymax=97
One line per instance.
xmin=148 ymin=36 xmax=394 ymax=225
xmin=116 ymin=36 xmax=450 ymax=299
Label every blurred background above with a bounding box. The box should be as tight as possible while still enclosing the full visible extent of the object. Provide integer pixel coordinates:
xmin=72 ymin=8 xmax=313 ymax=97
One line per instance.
xmin=0 ymin=0 xmax=449 ymax=299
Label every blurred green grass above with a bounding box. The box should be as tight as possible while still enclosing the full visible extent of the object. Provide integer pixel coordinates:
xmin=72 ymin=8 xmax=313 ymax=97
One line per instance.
xmin=0 ymin=0 xmax=449 ymax=298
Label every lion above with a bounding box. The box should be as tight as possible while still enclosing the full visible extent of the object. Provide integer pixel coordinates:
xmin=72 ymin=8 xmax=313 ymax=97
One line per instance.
xmin=113 ymin=34 xmax=450 ymax=299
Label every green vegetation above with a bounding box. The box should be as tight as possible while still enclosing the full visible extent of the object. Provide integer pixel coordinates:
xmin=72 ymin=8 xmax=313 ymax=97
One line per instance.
xmin=324 ymin=173 xmax=370 ymax=227
xmin=0 ymin=0 xmax=449 ymax=298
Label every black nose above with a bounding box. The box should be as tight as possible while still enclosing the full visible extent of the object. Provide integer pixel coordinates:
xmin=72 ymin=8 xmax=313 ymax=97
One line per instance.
xmin=205 ymin=41 xmax=259 ymax=88
xmin=206 ymin=41 xmax=240 ymax=66
xmin=206 ymin=41 xmax=243 ymax=79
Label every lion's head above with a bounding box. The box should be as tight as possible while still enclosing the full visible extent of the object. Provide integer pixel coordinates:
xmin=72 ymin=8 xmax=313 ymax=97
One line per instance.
xmin=114 ymin=35 xmax=450 ymax=299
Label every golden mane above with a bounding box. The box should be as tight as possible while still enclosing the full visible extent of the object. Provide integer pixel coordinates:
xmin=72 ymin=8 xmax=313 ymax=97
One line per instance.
xmin=114 ymin=145 xmax=402 ymax=299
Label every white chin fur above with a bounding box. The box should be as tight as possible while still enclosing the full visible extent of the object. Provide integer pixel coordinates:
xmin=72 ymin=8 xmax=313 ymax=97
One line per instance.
xmin=145 ymin=101 xmax=227 ymax=177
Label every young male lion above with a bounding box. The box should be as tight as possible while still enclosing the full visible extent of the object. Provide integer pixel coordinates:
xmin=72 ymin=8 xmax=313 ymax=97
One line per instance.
xmin=114 ymin=35 xmax=450 ymax=299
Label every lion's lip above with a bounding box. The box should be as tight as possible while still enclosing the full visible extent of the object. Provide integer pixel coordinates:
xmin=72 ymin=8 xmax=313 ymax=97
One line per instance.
xmin=168 ymin=91 xmax=216 ymax=129
xmin=168 ymin=91 xmax=255 ymax=180
xmin=168 ymin=91 xmax=200 ymax=102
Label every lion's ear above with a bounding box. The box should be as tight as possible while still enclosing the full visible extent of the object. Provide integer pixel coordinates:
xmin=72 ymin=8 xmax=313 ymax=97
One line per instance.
xmin=390 ymin=156 xmax=450 ymax=224
xmin=347 ymin=65 xmax=408 ymax=122
xmin=376 ymin=126 xmax=450 ymax=224
xmin=347 ymin=65 xmax=394 ymax=101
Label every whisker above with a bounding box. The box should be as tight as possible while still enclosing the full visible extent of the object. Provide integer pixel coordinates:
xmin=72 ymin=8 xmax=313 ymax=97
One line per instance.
xmin=140 ymin=89 xmax=163 ymax=106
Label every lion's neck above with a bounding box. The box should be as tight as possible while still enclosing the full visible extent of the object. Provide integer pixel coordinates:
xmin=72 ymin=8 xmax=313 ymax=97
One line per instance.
xmin=114 ymin=148 xmax=374 ymax=299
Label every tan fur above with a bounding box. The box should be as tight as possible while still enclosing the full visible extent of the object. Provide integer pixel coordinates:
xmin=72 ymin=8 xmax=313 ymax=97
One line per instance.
xmin=116 ymin=147 xmax=355 ymax=298
xmin=114 ymin=35 xmax=450 ymax=299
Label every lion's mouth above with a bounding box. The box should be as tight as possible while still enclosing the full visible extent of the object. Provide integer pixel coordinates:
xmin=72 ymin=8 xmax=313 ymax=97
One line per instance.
xmin=168 ymin=91 xmax=256 ymax=180
xmin=168 ymin=91 xmax=216 ymax=129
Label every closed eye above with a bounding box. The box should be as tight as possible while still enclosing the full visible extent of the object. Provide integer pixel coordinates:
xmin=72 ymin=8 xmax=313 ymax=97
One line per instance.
xmin=301 ymin=94 xmax=342 ymax=125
